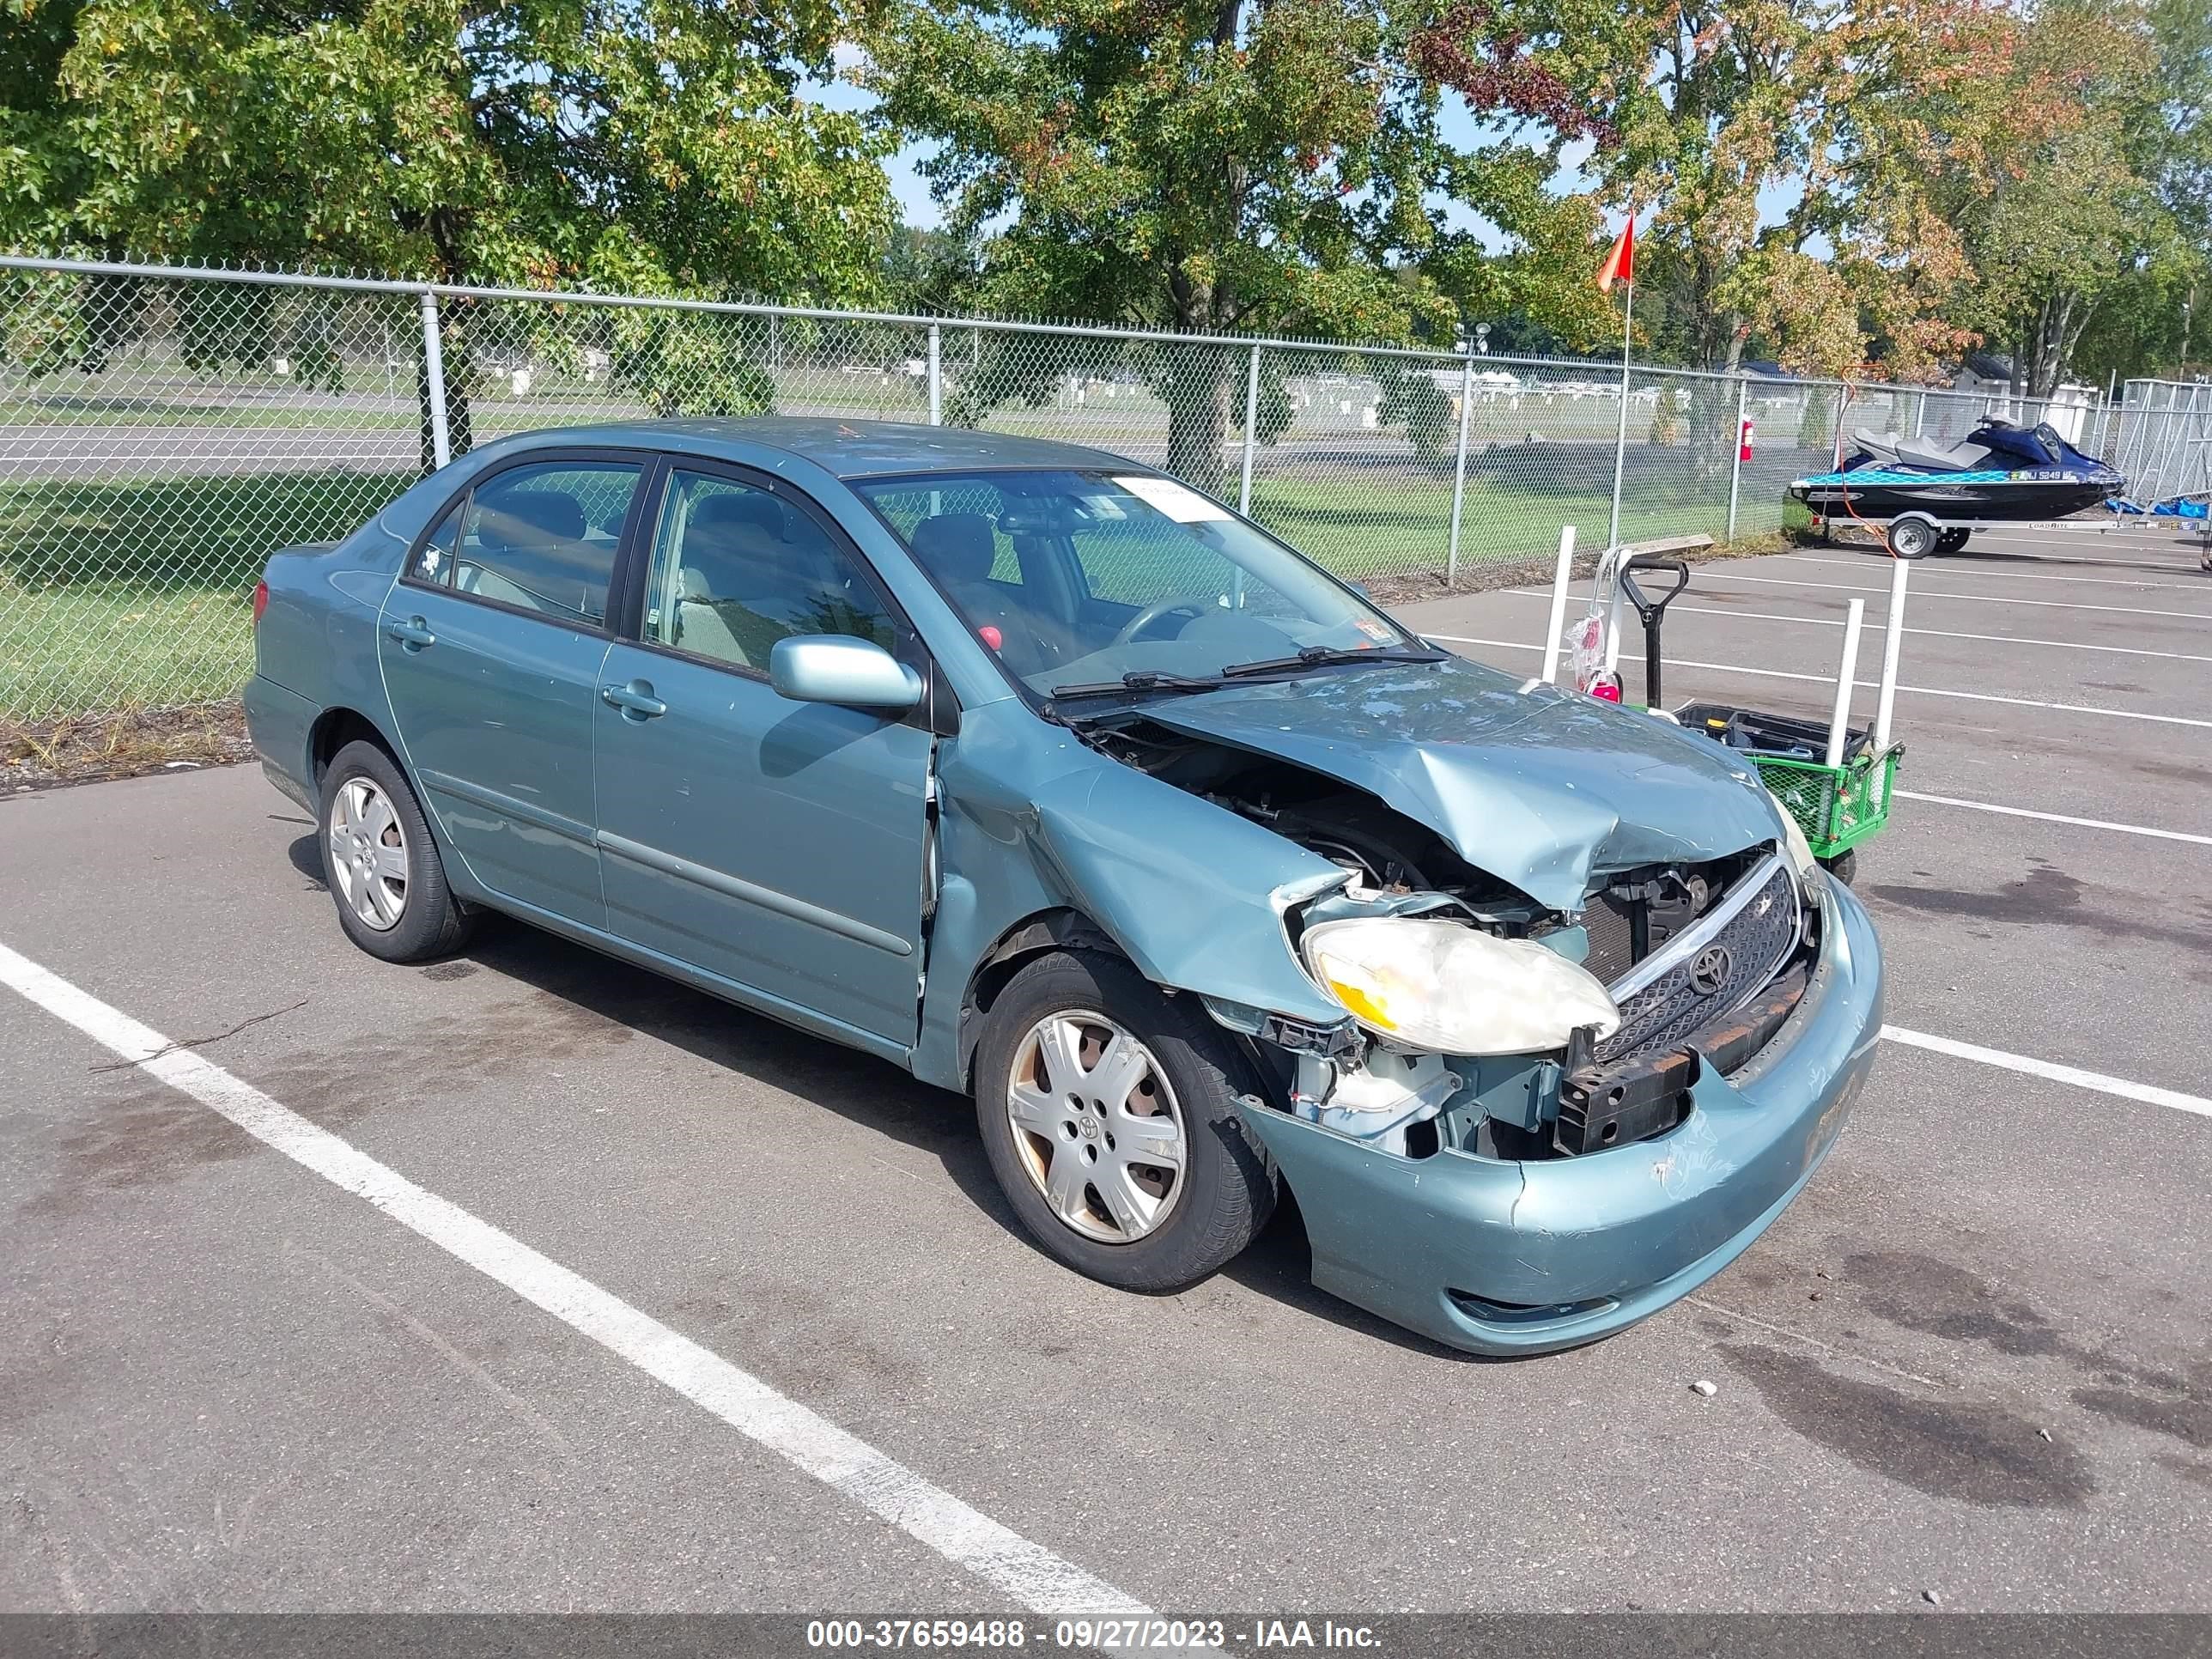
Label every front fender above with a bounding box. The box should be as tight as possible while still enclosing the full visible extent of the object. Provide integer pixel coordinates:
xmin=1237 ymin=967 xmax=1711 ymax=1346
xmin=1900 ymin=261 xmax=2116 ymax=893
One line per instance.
xmin=910 ymin=702 xmax=1345 ymax=1089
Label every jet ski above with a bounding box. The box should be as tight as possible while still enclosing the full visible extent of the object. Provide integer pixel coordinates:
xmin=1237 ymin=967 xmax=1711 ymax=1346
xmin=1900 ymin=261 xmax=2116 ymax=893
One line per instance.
xmin=1789 ymin=418 xmax=2124 ymax=522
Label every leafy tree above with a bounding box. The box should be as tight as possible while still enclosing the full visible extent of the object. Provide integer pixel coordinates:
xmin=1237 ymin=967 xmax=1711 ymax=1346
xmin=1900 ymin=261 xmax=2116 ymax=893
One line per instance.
xmin=1 ymin=0 xmax=897 ymax=458
xmin=1412 ymin=0 xmax=2017 ymax=380
xmin=865 ymin=0 xmax=1593 ymax=483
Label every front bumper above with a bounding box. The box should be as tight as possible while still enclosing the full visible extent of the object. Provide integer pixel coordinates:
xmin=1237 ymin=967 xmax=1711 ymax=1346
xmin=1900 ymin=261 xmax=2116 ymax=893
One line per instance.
xmin=1237 ymin=873 xmax=1883 ymax=1357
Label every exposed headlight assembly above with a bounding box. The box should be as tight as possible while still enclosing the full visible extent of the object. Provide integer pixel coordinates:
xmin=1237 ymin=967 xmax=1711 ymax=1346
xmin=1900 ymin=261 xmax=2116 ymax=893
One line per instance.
xmin=1300 ymin=917 xmax=1622 ymax=1055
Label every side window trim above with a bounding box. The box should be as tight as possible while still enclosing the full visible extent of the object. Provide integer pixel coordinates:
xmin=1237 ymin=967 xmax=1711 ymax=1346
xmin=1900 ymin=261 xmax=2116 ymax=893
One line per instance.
xmin=394 ymin=446 xmax=656 ymax=633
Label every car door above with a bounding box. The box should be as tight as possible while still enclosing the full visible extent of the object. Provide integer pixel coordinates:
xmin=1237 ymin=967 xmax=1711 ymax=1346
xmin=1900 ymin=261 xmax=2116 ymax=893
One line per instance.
xmin=379 ymin=452 xmax=650 ymax=927
xmin=592 ymin=463 xmax=935 ymax=1049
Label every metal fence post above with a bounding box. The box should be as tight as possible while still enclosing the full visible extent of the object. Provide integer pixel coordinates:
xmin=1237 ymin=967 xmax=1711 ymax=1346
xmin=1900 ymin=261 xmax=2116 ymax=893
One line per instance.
xmin=1238 ymin=343 xmax=1261 ymax=516
xmin=419 ymin=289 xmax=451 ymax=471
xmin=1446 ymin=348 xmax=1475 ymax=580
xmin=1725 ymin=376 xmax=1747 ymax=542
xmin=927 ymin=323 xmax=942 ymax=426
xmin=1911 ymin=393 xmax=1925 ymax=439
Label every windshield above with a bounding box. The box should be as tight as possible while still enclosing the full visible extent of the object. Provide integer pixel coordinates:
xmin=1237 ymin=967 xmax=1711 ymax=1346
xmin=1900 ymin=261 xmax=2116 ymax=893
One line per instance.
xmin=854 ymin=469 xmax=1424 ymax=699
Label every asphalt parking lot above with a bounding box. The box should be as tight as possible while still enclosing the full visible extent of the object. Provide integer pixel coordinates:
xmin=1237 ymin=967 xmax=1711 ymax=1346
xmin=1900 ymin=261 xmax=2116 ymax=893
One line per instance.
xmin=3 ymin=519 xmax=2208 ymax=1618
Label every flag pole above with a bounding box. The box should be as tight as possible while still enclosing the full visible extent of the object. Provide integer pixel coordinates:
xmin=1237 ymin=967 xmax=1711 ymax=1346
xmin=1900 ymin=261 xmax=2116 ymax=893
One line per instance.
xmin=1607 ymin=270 xmax=1633 ymax=552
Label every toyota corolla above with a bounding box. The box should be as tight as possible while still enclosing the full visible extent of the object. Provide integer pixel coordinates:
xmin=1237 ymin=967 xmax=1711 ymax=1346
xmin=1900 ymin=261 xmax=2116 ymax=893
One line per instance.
xmin=245 ymin=418 xmax=1883 ymax=1356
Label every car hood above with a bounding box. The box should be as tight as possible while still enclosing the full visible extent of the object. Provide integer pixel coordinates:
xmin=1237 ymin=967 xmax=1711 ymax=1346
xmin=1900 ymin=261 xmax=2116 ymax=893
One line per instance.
xmin=1133 ymin=655 xmax=1784 ymax=912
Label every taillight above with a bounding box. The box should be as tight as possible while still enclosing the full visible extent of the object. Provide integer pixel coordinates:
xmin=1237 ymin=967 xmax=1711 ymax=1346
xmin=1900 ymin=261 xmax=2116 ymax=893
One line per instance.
xmin=252 ymin=580 xmax=270 ymax=625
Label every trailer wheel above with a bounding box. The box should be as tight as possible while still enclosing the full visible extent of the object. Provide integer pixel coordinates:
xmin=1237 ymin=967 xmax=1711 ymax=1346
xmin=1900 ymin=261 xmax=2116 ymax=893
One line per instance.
xmin=1936 ymin=528 xmax=1971 ymax=554
xmin=1888 ymin=516 xmax=1937 ymax=560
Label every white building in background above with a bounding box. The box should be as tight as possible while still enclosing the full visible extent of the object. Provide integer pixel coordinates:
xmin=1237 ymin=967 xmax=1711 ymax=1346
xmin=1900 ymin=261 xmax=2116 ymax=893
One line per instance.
xmin=1951 ymin=351 xmax=2096 ymax=442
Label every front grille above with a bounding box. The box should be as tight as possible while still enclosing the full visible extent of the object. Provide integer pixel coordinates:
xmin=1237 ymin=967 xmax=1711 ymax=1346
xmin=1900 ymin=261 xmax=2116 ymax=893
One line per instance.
xmin=1596 ymin=861 xmax=1800 ymax=1064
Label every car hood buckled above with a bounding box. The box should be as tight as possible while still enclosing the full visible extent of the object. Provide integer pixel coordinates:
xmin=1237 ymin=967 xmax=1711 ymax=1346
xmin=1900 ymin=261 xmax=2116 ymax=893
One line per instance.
xmin=1131 ymin=654 xmax=1783 ymax=911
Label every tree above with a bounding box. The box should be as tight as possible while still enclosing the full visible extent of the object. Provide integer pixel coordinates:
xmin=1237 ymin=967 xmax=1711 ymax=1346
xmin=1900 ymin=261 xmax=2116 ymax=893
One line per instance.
xmin=1410 ymin=0 xmax=2018 ymax=380
xmin=1 ymin=0 xmax=898 ymax=459
xmin=864 ymin=0 xmax=1594 ymax=482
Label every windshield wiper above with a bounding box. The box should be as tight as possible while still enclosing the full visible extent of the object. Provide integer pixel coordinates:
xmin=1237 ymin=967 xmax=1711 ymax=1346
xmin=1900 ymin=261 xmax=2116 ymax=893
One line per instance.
xmin=1047 ymin=669 xmax=1227 ymax=702
xmin=1218 ymin=643 xmax=1446 ymax=678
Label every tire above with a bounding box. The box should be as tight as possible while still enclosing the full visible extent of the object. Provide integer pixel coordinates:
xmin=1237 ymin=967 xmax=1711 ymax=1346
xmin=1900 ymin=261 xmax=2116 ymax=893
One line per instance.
xmin=1819 ymin=848 xmax=1858 ymax=887
xmin=973 ymin=950 xmax=1276 ymax=1291
xmin=1888 ymin=516 xmax=1936 ymax=559
xmin=318 ymin=738 xmax=476 ymax=963
xmin=1936 ymin=528 xmax=1971 ymax=554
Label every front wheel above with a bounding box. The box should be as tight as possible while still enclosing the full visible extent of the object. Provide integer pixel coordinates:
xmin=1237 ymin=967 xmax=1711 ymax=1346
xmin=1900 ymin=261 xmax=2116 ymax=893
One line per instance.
xmin=973 ymin=951 xmax=1276 ymax=1291
xmin=319 ymin=738 xmax=476 ymax=963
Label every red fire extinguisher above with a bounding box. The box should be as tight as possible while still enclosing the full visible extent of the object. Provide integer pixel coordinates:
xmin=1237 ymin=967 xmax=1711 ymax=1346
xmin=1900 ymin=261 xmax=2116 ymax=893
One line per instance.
xmin=1739 ymin=418 xmax=1755 ymax=463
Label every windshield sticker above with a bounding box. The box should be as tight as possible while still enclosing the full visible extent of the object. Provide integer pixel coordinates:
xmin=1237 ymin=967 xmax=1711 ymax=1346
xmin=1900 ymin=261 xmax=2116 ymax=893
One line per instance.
xmin=1354 ymin=618 xmax=1393 ymax=641
xmin=1112 ymin=474 xmax=1231 ymax=522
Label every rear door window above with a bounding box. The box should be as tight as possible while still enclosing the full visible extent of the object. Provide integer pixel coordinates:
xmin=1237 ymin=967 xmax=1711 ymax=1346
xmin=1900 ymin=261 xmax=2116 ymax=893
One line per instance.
xmin=453 ymin=461 xmax=641 ymax=625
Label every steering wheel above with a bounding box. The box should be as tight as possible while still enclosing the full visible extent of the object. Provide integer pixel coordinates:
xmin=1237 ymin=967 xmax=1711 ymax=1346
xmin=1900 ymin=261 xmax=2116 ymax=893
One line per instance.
xmin=1109 ymin=592 xmax=1221 ymax=648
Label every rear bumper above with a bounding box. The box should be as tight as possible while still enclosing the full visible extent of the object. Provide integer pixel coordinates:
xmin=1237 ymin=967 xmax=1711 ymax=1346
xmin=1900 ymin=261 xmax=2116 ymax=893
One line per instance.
xmin=1238 ymin=874 xmax=1883 ymax=1357
xmin=241 ymin=672 xmax=318 ymax=812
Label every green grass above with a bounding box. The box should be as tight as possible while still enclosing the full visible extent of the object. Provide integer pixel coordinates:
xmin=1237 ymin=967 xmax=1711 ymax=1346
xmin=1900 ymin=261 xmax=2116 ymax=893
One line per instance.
xmin=1 ymin=468 xmax=415 ymax=719
xmin=1248 ymin=471 xmax=1739 ymax=579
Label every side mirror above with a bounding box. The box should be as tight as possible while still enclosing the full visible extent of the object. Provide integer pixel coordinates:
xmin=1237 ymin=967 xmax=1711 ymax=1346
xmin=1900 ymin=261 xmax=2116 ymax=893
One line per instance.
xmin=769 ymin=635 xmax=924 ymax=711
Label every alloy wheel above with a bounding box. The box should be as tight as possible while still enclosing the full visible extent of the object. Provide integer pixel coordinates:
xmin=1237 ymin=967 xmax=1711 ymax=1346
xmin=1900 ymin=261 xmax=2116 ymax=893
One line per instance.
xmin=329 ymin=776 xmax=410 ymax=931
xmin=1006 ymin=1011 xmax=1188 ymax=1244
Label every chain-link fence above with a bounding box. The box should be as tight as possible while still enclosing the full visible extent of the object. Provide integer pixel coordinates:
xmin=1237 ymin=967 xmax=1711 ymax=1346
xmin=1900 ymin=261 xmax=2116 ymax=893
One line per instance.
xmin=1 ymin=254 xmax=2178 ymax=723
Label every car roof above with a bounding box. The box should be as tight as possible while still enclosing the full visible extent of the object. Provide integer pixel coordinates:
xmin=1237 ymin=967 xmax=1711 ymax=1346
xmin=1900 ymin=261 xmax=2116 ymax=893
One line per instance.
xmin=494 ymin=417 xmax=1145 ymax=481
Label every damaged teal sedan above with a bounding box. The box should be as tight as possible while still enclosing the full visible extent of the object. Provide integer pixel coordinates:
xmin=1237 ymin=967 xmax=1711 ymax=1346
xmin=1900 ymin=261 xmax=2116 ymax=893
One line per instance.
xmin=246 ymin=420 xmax=1883 ymax=1356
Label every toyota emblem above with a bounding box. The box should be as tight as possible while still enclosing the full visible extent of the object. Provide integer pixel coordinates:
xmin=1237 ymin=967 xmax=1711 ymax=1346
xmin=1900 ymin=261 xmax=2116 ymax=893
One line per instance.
xmin=1687 ymin=945 xmax=1733 ymax=996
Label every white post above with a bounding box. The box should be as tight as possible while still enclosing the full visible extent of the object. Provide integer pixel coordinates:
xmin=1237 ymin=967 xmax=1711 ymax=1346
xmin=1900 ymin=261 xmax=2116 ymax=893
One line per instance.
xmin=1446 ymin=348 xmax=1475 ymax=580
xmin=927 ymin=323 xmax=942 ymax=426
xmin=1826 ymin=598 xmax=1866 ymax=769
xmin=1238 ymin=343 xmax=1262 ymax=516
xmin=1539 ymin=525 xmax=1577 ymax=684
xmin=1725 ymin=377 xmax=1747 ymax=541
xmin=1874 ymin=559 xmax=1909 ymax=753
xmin=1607 ymin=282 xmax=1634 ymax=550
xmin=419 ymin=289 xmax=450 ymax=471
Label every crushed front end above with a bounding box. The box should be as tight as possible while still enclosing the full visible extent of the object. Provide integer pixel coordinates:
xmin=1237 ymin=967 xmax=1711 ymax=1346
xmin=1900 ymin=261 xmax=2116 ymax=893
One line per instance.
xmin=1060 ymin=682 xmax=1882 ymax=1356
xmin=1217 ymin=842 xmax=1881 ymax=1357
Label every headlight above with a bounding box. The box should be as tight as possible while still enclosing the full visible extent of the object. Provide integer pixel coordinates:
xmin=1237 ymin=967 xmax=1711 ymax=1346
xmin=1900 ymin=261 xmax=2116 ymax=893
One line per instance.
xmin=1778 ymin=810 xmax=1819 ymax=882
xmin=1300 ymin=917 xmax=1621 ymax=1055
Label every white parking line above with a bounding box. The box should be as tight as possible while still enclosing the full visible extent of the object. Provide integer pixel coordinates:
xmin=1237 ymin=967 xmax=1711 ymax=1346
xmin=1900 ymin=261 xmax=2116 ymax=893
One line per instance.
xmin=1427 ymin=635 xmax=2212 ymax=730
xmin=1693 ymin=570 xmax=2212 ymax=622
xmin=1783 ymin=553 xmax=2209 ymax=594
xmin=1890 ymin=791 xmax=2212 ymax=847
xmin=1882 ymin=1026 xmax=2212 ymax=1121
xmin=1494 ymin=588 xmax=2212 ymax=664
xmin=0 ymin=940 xmax=1154 ymax=1621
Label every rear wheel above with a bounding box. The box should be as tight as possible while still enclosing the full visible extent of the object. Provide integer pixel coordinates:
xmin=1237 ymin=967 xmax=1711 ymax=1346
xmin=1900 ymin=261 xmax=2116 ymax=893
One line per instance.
xmin=973 ymin=951 xmax=1275 ymax=1291
xmin=1888 ymin=516 xmax=1937 ymax=560
xmin=1935 ymin=528 xmax=1971 ymax=554
xmin=319 ymin=739 xmax=475 ymax=963
xmin=1819 ymin=848 xmax=1858 ymax=887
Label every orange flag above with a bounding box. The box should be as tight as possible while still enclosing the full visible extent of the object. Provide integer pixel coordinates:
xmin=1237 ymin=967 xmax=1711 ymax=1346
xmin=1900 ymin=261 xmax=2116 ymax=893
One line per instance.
xmin=1597 ymin=218 xmax=1635 ymax=292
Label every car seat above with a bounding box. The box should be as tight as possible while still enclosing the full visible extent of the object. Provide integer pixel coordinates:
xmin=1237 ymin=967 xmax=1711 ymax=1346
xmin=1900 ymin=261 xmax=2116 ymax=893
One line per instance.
xmin=463 ymin=489 xmax=598 ymax=617
xmin=908 ymin=513 xmax=1071 ymax=673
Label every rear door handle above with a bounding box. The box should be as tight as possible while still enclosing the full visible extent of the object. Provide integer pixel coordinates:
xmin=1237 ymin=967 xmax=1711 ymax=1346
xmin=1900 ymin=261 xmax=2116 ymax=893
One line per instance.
xmin=601 ymin=679 xmax=668 ymax=720
xmin=385 ymin=617 xmax=436 ymax=650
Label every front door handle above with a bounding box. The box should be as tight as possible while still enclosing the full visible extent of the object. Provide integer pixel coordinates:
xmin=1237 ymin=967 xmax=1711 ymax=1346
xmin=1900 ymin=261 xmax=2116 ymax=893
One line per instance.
xmin=386 ymin=616 xmax=436 ymax=650
xmin=601 ymin=679 xmax=668 ymax=720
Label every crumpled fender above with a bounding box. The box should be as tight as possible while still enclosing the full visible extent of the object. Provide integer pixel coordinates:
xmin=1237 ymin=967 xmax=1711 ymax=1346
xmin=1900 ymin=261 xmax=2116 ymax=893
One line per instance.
xmin=908 ymin=700 xmax=1346 ymax=1090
